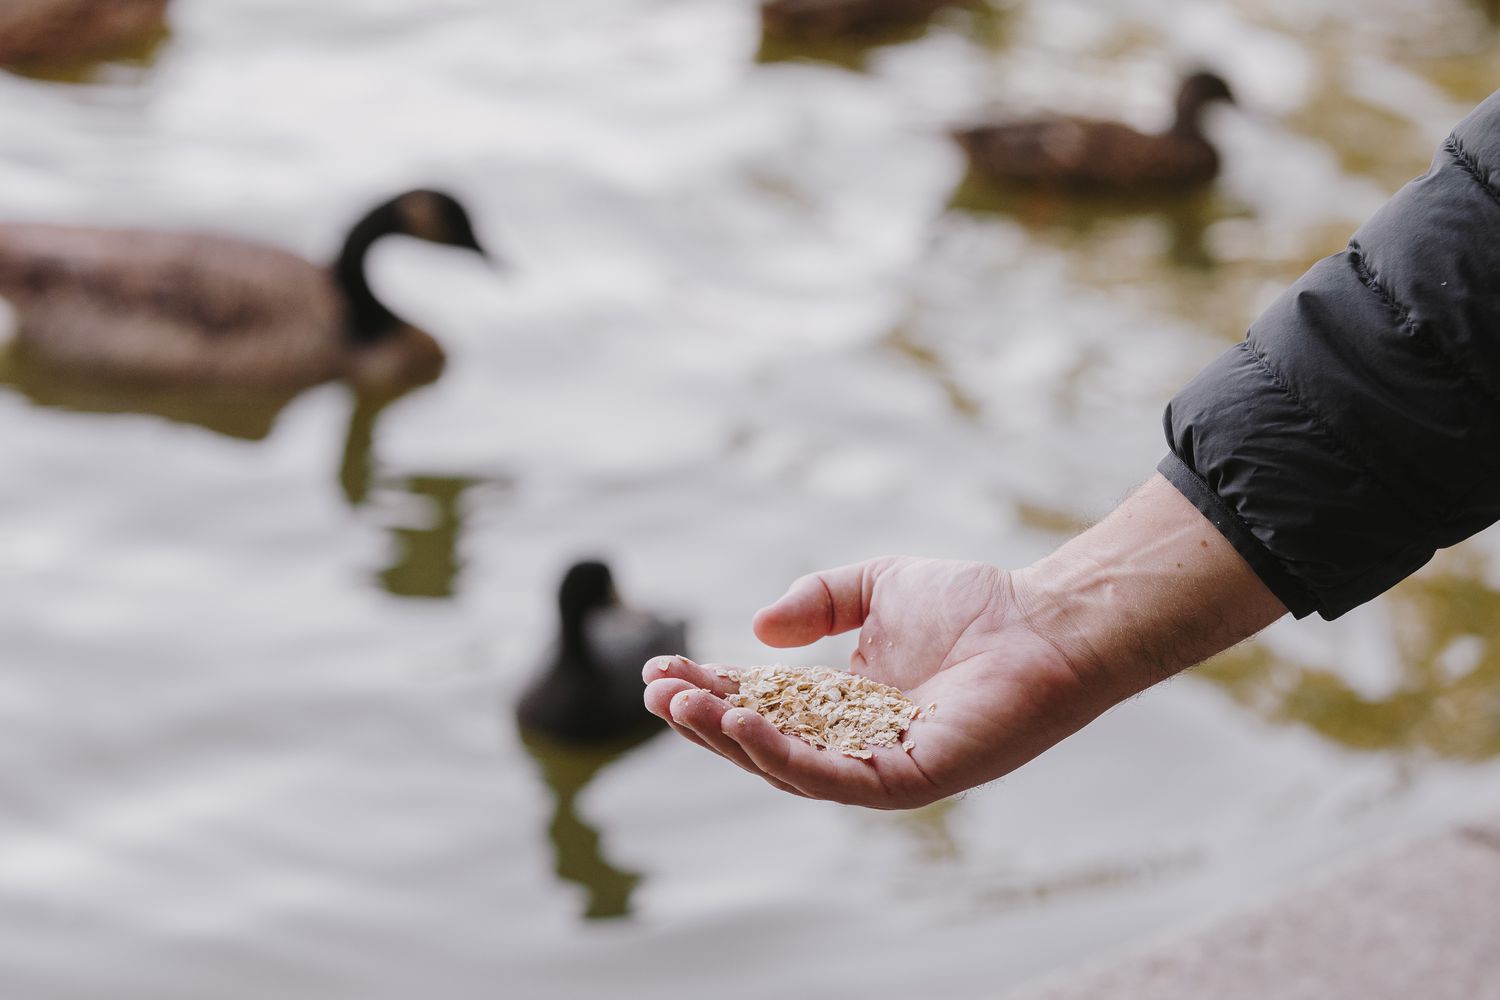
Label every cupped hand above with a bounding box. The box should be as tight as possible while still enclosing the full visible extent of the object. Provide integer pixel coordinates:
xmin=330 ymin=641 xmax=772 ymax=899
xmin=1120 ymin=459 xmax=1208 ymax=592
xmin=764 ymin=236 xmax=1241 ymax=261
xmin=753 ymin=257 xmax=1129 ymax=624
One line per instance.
xmin=642 ymin=556 xmax=1116 ymax=809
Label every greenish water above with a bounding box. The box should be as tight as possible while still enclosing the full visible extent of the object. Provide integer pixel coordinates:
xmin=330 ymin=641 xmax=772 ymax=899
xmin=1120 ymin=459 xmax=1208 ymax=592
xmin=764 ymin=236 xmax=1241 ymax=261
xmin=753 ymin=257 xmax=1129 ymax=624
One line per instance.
xmin=2 ymin=2 xmax=1499 ymax=998
xmin=1202 ymin=556 xmax=1500 ymax=761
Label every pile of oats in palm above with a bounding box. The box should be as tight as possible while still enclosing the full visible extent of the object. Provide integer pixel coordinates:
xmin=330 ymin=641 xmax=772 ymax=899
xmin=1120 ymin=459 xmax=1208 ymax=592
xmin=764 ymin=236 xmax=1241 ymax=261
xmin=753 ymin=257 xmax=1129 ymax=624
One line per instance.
xmin=724 ymin=664 xmax=919 ymax=759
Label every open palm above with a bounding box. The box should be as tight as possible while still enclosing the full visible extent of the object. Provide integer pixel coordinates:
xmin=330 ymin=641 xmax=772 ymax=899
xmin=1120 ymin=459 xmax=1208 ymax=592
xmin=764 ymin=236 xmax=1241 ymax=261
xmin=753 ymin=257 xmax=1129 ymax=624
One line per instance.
xmin=643 ymin=556 xmax=1111 ymax=809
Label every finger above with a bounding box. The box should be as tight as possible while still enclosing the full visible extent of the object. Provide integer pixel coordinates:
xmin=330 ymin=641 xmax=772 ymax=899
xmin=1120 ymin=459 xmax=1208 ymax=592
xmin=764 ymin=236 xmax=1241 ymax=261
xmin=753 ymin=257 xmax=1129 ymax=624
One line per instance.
xmin=642 ymin=655 xmax=741 ymax=697
xmin=668 ymin=689 xmax=765 ymax=771
xmin=642 ymin=659 xmax=748 ymax=757
xmin=720 ymin=707 xmax=895 ymax=806
xmin=752 ymin=558 xmax=891 ymax=648
xmin=669 ymin=689 xmax=806 ymax=797
xmin=643 ymin=677 xmax=717 ymax=751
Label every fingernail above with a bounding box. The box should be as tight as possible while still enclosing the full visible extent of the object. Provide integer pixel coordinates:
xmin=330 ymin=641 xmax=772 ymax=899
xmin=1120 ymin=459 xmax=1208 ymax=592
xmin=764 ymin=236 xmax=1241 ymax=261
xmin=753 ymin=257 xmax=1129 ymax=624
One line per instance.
xmin=671 ymin=691 xmax=693 ymax=717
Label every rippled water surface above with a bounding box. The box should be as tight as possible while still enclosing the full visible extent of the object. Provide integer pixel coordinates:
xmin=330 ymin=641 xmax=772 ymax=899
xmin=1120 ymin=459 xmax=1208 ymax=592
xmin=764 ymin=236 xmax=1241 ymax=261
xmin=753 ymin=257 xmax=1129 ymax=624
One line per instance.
xmin=4 ymin=2 xmax=1500 ymax=997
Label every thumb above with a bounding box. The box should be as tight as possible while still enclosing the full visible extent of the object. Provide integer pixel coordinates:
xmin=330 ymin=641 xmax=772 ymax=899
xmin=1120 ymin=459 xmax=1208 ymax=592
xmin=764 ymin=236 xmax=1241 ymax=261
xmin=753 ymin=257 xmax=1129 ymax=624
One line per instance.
xmin=752 ymin=559 xmax=888 ymax=648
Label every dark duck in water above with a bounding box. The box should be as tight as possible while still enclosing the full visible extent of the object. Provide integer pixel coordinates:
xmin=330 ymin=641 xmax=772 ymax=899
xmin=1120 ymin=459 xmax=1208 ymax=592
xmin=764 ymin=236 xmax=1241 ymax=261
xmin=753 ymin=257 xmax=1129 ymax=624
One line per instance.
xmin=517 ymin=561 xmax=688 ymax=745
xmin=0 ymin=189 xmax=489 ymax=400
xmin=760 ymin=0 xmax=962 ymax=41
xmin=954 ymin=71 xmax=1236 ymax=194
xmin=0 ymin=0 xmax=170 ymax=72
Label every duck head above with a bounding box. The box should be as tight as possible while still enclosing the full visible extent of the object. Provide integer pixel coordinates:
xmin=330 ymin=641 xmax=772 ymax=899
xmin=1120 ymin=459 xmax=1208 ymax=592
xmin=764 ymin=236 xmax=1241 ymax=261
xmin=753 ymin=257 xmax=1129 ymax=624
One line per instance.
xmin=1172 ymin=71 xmax=1235 ymax=135
xmin=559 ymin=560 xmax=620 ymax=649
xmin=389 ymin=189 xmax=489 ymax=259
xmin=334 ymin=188 xmax=491 ymax=344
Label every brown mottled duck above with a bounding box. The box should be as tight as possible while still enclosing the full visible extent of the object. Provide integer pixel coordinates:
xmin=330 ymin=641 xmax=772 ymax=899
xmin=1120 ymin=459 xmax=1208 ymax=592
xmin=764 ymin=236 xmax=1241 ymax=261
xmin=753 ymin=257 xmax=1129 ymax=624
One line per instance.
xmin=0 ymin=0 xmax=169 ymax=72
xmin=954 ymin=71 xmax=1236 ymax=193
xmin=0 ymin=189 xmax=489 ymax=400
xmin=760 ymin=0 xmax=962 ymax=41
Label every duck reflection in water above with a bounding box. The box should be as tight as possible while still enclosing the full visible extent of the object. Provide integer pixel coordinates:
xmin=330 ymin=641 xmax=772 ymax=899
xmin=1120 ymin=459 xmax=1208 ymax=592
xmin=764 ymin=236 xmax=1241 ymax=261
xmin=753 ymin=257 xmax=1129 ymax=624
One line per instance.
xmin=0 ymin=345 xmax=297 ymax=441
xmin=373 ymin=473 xmax=478 ymax=600
xmin=337 ymin=393 xmax=511 ymax=600
xmin=516 ymin=561 xmax=688 ymax=919
xmin=947 ymin=175 xmax=1222 ymax=271
xmin=518 ymin=730 xmax=655 ymax=921
xmin=1 ymin=352 xmax=496 ymax=603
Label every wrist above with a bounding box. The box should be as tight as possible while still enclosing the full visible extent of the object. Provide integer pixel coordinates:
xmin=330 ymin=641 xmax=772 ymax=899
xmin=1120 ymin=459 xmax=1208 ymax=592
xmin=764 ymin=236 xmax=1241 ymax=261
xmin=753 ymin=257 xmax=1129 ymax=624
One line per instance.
xmin=1011 ymin=475 xmax=1287 ymax=703
xmin=1011 ymin=549 xmax=1139 ymax=706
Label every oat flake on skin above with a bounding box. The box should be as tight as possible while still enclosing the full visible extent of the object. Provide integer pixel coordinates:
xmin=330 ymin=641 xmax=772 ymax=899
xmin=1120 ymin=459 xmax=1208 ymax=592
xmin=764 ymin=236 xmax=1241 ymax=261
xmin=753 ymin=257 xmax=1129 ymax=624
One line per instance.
xmin=725 ymin=665 xmax=919 ymax=759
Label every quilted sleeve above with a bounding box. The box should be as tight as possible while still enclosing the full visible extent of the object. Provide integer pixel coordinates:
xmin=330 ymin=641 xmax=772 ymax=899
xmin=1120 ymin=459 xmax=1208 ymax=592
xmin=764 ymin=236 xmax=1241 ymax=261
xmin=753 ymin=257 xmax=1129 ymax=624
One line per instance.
xmin=1160 ymin=89 xmax=1500 ymax=619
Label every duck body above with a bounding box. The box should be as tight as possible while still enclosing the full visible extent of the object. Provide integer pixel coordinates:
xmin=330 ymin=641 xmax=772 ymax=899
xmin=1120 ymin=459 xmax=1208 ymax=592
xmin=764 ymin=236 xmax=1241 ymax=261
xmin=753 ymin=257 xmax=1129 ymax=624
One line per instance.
xmin=0 ymin=225 xmax=347 ymax=390
xmin=955 ymin=72 xmax=1234 ymax=194
xmin=761 ymin=0 xmax=958 ymax=41
xmin=0 ymin=189 xmax=484 ymax=398
xmin=518 ymin=562 xmax=686 ymax=745
xmin=955 ymin=117 xmax=1219 ymax=192
xmin=0 ymin=0 xmax=169 ymax=70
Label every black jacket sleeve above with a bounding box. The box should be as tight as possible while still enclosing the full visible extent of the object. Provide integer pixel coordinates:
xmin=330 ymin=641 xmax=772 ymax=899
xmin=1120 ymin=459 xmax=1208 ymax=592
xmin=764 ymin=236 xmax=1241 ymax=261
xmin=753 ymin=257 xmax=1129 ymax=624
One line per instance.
xmin=1160 ymin=88 xmax=1500 ymax=620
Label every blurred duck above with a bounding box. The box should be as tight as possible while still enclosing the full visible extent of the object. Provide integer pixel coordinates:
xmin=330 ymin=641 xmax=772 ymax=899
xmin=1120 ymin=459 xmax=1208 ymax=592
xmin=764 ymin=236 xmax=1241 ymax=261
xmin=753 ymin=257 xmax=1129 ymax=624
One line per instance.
xmin=0 ymin=0 xmax=169 ymax=71
xmin=0 ymin=189 xmax=489 ymax=398
xmin=761 ymin=0 xmax=960 ymax=41
xmin=954 ymin=71 xmax=1236 ymax=193
xmin=518 ymin=561 xmax=687 ymax=745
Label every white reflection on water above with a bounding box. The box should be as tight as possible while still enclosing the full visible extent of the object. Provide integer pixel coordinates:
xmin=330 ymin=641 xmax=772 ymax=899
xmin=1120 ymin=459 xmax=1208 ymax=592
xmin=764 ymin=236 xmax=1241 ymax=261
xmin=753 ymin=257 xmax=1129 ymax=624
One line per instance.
xmin=2 ymin=1 xmax=1500 ymax=998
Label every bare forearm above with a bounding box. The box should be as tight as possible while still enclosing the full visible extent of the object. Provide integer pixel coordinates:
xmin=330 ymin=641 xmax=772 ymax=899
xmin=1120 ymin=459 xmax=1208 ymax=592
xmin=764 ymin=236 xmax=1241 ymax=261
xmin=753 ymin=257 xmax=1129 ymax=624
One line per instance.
xmin=1012 ymin=475 xmax=1287 ymax=704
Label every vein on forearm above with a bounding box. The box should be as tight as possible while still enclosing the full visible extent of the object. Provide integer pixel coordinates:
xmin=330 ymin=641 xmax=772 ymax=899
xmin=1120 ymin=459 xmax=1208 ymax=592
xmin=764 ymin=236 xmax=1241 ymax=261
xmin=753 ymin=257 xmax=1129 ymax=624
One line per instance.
xmin=1015 ymin=475 xmax=1286 ymax=701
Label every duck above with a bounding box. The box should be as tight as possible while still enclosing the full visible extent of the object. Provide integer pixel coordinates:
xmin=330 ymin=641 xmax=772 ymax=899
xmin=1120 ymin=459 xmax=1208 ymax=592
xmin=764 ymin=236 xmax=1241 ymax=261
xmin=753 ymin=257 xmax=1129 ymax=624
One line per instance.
xmin=517 ymin=561 xmax=688 ymax=745
xmin=953 ymin=71 xmax=1236 ymax=194
xmin=0 ymin=189 xmax=490 ymax=399
xmin=0 ymin=0 xmax=170 ymax=72
xmin=760 ymin=0 xmax=961 ymax=42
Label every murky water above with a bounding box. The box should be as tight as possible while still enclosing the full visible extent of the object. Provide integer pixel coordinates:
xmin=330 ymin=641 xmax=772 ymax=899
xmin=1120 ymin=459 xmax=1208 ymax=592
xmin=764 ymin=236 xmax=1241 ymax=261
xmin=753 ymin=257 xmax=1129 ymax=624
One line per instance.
xmin=3 ymin=1 xmax=1499 ymax=997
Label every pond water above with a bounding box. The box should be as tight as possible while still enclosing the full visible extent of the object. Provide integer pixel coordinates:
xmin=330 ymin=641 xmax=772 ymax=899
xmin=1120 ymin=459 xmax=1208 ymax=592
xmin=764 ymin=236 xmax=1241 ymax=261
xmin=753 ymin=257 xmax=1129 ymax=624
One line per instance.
xmin=3 ymin=1 xmax=1500 ymax=997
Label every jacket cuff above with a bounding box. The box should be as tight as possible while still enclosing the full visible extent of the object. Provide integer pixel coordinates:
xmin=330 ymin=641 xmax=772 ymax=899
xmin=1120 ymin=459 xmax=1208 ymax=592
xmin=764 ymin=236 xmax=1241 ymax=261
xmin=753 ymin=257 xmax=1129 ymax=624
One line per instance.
xmin=1157 ymin=452 xmax=1318 ymax=619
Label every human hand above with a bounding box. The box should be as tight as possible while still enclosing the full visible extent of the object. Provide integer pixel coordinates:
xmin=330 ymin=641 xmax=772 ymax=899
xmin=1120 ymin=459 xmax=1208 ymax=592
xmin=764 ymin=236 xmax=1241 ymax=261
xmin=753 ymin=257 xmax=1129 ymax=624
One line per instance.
xmin=643 ymin=556 xmax=1114 ymax=808
xmin=642 ymin=476 xmax=1287 ymax=809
